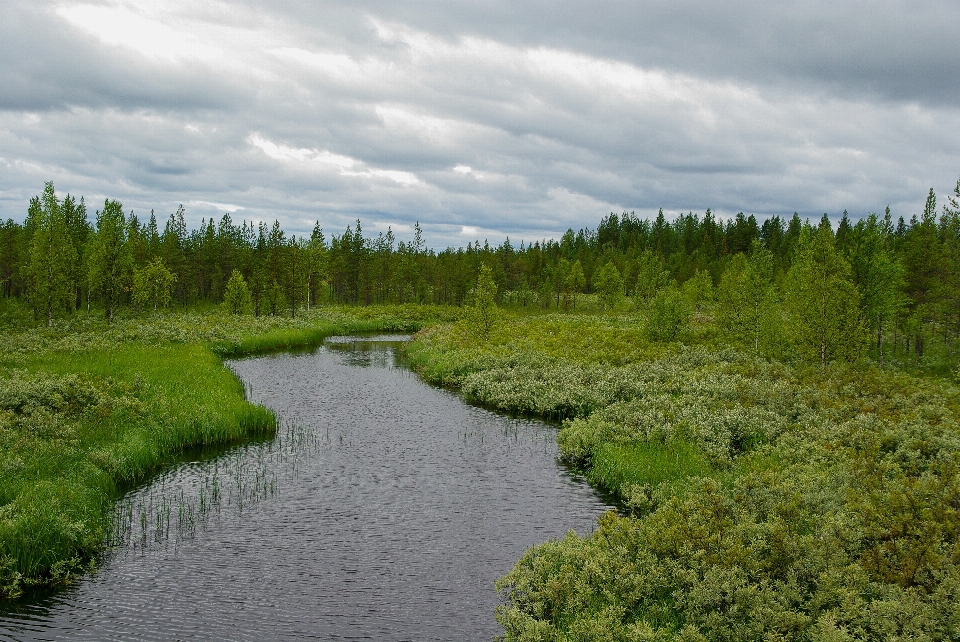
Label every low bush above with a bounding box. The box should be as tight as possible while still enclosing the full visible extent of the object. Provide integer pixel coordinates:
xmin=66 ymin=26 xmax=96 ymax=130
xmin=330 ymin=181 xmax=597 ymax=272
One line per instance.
xmin=407 ymin=312 xmax=960 ymax=640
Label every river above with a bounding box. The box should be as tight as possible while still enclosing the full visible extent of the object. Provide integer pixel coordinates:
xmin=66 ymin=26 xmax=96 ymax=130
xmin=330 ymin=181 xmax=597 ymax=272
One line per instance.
xmin=0 ymin=336 xmax=612 ymax=641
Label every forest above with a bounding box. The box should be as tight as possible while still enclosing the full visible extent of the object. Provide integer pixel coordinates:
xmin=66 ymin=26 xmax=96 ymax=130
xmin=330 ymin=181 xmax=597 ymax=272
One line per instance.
xmin=3 ymin=179 xmax=960 ymax=639
xmin=2 ymin=180 xmax=960 ymax=376
xmin=0 ymin=180 xmax=958 ymax=372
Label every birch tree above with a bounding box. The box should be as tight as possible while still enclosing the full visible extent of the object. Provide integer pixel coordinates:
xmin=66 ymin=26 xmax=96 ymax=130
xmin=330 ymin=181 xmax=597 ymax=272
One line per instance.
xmin=783 ymin=223 xmax=864 ymax=368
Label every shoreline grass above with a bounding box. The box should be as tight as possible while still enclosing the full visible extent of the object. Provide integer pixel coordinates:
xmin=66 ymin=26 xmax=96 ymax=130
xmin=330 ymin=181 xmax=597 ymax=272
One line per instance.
xmin=0 ymin=304 xmax=453 ymax=598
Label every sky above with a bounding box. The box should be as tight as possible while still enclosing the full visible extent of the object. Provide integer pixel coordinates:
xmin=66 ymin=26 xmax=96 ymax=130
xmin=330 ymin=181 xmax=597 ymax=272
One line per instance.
xmin=1 ymin=1 xmax=958 ymax=249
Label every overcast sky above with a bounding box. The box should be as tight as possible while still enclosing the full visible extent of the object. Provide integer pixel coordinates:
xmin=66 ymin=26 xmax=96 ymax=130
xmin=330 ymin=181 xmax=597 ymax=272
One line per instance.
xmin=1 ymin=1 xmax=958 ymax=248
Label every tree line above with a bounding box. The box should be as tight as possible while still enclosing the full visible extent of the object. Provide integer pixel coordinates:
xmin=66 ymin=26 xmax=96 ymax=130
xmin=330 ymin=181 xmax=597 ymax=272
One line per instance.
xmin=2 ymin=179 xmax=959 ymax=367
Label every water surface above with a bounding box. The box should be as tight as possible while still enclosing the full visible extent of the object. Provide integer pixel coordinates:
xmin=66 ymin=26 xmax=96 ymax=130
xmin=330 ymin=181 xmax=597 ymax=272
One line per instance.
xmin=1 ymin=336 xmax=612 ymax=641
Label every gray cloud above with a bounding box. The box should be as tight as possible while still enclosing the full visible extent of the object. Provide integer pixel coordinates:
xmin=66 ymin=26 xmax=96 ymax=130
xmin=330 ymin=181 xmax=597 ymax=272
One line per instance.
xmin=1 ymin=1 xmax=958 ymax=249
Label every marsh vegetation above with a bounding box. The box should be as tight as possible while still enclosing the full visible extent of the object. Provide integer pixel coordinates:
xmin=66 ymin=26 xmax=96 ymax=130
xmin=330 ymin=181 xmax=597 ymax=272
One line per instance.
xmin=2 ymin=179 xmax=960 ymax=640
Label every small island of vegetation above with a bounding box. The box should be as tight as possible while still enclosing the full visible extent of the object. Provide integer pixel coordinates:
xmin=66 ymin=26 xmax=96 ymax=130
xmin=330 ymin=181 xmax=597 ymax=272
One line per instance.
xmin=2 ymin=179 xmax=960 ymax=640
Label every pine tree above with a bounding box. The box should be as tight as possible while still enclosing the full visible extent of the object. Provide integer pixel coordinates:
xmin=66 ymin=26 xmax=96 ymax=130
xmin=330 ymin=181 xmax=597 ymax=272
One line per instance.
xmin=28 ymin=183 xmax=77 ymax=326
xmin=901 ymin=189 xmax=946 ymax=359
xmin=844 ymin=213 xmax=905 ymax=364
xmin=88 ymin=199 xmax=132 ymax=322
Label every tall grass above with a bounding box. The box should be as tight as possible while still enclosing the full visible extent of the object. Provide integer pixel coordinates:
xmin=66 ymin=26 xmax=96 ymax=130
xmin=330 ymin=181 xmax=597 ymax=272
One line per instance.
xmin=587 ymin=440 xmax=712 ymax=497
xmin=0 ymin=304 xmax=446 ymax=597
xmin=0 ymin=344 xmax=275 ymax=596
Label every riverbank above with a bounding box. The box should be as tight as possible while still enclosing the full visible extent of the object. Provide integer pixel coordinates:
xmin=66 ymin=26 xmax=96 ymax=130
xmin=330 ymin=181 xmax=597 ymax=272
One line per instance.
xmin=0 ymin=304 xmax=460 ymax=598
xmin=405 ymin=312 xmax=960 ymax=640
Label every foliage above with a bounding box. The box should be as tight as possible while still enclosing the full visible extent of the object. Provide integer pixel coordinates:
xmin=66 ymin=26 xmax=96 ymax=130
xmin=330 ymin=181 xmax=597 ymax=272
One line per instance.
xmin=593 ymin=260 xmax=625 ymax=310
xmin=472 ymin=263 xmax=499 ymax=340
xmin=222 ymin=268 xmax=252 ymax=315
xmin=26 ymin=184 xmax=78 ymax=327
xmin=406 ymin=312 xmax=960 ymax=640
xmin=132 ymin=257 xmax=175 ymax=314
xmin=5 ymin=178 xmax=960 ymax=375
xmin=645 ymin=284 xmax=691 ymax=342
xmin=564 ymin=260 xmax=586 ymax=310
xmin=681 ymin=269 xmax=713 ymax=313
xmin=6 ymin=176 xmax=960 ymax=629
xmin=783 ymin=224 xmax=864 ymax=368
xmin=87 ymin=199 xmax=132 ymax=322
xmin=716 ymin=240 xmax=778 ymax=354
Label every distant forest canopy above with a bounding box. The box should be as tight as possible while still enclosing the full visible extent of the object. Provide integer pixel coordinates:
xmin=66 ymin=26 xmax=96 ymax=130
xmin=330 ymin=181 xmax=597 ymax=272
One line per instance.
xmin=2 ymin=179 xmax=960 ymax=362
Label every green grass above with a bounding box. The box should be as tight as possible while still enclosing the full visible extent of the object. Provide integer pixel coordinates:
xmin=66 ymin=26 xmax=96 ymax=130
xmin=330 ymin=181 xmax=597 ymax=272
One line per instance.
xmin=0 ymin=344 xmax=275 ymax=597
xmin=587 ymin=440 xmax=712 ymax=496
xmin=0 ymin=303 xmax=453 ymax=598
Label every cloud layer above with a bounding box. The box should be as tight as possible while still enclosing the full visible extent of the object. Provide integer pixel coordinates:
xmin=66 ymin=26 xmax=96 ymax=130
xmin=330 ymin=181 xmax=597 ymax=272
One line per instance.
xmin=1 ymin=1 xmax=958 ymax=247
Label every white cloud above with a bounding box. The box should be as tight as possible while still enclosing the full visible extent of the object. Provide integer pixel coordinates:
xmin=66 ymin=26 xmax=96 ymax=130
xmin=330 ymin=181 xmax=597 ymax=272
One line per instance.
xmin=56 ymin=4 xmax=223 ymax=62
xmin=1 ymin=2 xmax=957 ymax=249
xmin=269 ymin=47 xmax=368 ymax=81
xmin=248 ymin=133 xmax=357 ymax=169
xmin=191 ymin=200 xmax=243 ymax=212
xmin=248 ymin=133 xmax=420 ymax=185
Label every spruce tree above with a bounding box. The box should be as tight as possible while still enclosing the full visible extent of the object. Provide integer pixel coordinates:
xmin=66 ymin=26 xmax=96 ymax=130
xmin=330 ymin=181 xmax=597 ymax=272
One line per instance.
xmin=222 ymin=269 xmax=253 ymax=315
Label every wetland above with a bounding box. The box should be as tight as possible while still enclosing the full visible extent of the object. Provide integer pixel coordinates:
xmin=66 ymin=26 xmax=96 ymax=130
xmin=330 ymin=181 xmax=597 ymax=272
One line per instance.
xmin=0 ymin=336 xmax=611 ymax=641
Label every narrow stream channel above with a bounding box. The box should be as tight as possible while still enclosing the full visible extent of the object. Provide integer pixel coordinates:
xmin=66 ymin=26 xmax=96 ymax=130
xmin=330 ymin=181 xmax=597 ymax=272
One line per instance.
xmin=1 ymin=336 xmax=613 ymax=641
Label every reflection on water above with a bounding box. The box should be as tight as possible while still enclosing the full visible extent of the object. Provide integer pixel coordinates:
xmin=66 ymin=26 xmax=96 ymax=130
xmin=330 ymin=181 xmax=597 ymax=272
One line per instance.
xmin=0 ymin=335 xmax=612 ymax=642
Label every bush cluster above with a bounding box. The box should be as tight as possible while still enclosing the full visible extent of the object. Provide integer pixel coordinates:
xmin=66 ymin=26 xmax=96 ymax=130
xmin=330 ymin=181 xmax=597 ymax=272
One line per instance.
xmin=406 ymin=312 xmax=960 ymax=641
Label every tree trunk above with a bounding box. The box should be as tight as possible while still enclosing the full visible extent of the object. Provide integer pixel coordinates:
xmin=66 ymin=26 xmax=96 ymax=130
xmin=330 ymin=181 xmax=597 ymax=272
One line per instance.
xmin=878 ymin=318 xmax=884 ymax=366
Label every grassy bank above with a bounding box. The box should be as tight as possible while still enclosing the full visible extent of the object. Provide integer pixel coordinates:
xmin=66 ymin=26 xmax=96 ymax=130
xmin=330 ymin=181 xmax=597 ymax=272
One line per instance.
xmin=406 ymin=312 xmax=960 ymax=641
xmin=0 ymin=304 xmax=458 ymax=598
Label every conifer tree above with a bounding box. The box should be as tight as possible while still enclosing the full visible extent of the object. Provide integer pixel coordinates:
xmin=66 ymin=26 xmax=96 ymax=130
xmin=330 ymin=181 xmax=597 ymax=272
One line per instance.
xmin=305 ymin=222 xmax=328 ymax=310
xmin=844 ymin=212 xmax=904 ymax=364
xmin=88 ymin=199 xmax=132 ymax=322
xmin=900 ymin=189 xmax=946 ymax=359
xmin=473 ymin=263 xmax=498 ymax=340
xmin=28 ymin=183 xmax=77 ymax=326
xmin=223 ymin=268 xmax=253 ymax=314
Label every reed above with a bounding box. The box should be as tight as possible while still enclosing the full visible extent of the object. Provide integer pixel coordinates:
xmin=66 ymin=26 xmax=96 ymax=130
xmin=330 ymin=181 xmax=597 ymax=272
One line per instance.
xmin=0 ymin=304 xmax=442 ymax=597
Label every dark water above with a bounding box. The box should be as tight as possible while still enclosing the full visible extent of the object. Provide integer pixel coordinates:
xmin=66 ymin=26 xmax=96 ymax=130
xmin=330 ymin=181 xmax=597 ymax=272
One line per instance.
xmin=0 ymin=336 xmax=612 ymax=641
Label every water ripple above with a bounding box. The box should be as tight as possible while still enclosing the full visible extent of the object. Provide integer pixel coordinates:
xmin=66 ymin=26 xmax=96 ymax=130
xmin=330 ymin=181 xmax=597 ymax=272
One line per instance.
xmin=0 ymin=336 xmax=612 ymax=641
